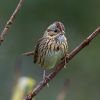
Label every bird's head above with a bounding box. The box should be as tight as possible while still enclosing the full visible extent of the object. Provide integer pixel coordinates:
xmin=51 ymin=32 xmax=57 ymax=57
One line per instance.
xmin=44 ymin=21 xmax=65 ymax=37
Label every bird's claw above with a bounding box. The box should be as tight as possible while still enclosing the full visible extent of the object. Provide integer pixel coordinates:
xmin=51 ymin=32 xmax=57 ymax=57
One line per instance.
xmin=64 ymin=54 xmax=69 ymax=68
xmin=43 ymin=70 xmax=49 ymax=87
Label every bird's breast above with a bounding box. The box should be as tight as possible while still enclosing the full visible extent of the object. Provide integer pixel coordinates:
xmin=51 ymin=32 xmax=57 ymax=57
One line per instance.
xmin=40 ymin=36 xmax=68 ymax=69
xmin=43 ymin=48 xmax=64 ymax=69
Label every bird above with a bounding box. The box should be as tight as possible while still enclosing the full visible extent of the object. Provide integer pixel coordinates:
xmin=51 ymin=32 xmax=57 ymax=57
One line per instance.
xmin=33 ymin=21 xmax=68 ymax=79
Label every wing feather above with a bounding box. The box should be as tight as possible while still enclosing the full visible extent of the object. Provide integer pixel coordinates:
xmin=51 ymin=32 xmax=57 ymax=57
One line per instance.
xmin=33 ymin=37 xmax=50 ymax=65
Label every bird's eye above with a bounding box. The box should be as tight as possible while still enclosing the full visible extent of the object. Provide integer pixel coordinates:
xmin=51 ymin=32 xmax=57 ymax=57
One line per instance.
xmin=54 ymin=29 xmax=58 ymax=32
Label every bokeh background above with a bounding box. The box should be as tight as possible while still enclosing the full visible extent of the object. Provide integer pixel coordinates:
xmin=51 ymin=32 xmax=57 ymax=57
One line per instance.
xmin=0 ymin=0 xmax=100 ymax=100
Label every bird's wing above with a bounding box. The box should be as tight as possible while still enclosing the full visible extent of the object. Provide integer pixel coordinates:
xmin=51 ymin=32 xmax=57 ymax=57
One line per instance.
xmin=33 ymin=37 xmax=49 ymax=64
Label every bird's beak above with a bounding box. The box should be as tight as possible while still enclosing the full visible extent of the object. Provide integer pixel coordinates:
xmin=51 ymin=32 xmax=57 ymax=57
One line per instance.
xmin=62 ymin=30 xmax=65 ymax=34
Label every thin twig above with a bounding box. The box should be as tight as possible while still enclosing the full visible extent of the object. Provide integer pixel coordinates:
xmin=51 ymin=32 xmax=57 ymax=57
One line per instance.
xmin=0 ymin=0 xmax=25 ymax=44
xmin=22 ymin=51 xmax=34 ymax=56
xmin=24 ymin=27 xmax=100 ymax=100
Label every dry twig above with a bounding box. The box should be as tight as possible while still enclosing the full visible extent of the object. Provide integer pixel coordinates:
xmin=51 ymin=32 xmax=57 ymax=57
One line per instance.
xmin=0 ymin=0 xmax=25 ymax=44
xmin=23 ymin=51 xmax=34 ymax=56
xmin=24 ymin=27 xmax=100 ymax=100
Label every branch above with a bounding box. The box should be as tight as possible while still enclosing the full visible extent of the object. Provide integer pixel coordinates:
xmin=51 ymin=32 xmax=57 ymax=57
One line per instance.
xmin=23 ymin=51 xmax=34 ymax=56
xmin=24 ymin=27 xmax=100 ymax=100
xmin=0 ymin=0 xmax=25 ymax=44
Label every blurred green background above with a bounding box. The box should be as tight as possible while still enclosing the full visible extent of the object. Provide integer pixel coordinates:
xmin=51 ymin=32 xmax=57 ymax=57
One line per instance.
xmin=0 ymin=0 xmax=100 ymax=100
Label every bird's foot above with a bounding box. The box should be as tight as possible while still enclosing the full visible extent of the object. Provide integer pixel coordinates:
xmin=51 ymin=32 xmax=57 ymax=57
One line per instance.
xmin=43 ymin=70 xmax=49 ymax=87
xmin=64 ymin=54 xmax=69 ymax=68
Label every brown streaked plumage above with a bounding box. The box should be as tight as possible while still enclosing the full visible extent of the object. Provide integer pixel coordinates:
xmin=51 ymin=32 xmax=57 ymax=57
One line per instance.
xmin=34 ymin=21 xmax=68 ymax=69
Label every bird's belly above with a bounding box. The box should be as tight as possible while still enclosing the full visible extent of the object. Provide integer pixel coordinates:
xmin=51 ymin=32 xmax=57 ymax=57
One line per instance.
xmin=42 ymin=50 xmax=64 ymax=69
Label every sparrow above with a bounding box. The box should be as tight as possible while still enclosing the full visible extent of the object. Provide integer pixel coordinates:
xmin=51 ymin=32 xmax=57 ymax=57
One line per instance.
xmin=33 ymin=21 xmax=68 ymax=70
xmin=33 ymin=21 xmax=68 ymax=81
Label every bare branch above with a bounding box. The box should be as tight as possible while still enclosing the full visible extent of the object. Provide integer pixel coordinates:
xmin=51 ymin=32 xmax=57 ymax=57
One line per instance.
xmin=22 ymin=51 xmax=34 ymax=56
xmin=0 ymin=0 xmax=25 ymax=44
xmin=24 ymin=27 xmax=100 ymax=100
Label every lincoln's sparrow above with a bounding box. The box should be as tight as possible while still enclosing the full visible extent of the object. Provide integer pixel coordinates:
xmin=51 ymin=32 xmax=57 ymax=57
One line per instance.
xmin=33 ymin=21 xmax=68 ymax=70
